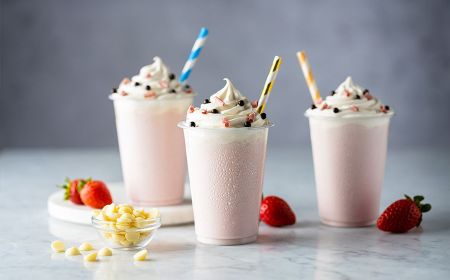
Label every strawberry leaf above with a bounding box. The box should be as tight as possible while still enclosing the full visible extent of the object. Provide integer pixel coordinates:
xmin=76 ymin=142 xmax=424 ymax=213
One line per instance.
xmin=421 ymin=204 xmax=432 ymax=213
xmin=58 ymin=182 xmax=70 ymax=200
xmin=414 ymin=195 xmax=424 ymax=203
xmin=77 ymin=179 xmax=87 ymax=192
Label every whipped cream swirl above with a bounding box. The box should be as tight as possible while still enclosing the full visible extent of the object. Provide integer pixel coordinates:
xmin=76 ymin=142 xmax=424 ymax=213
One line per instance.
xmin=110 ymin=57 xmax=195 ymax=100
xmin=186 ymin=78 xmax=270 ymax=128
xmin=305 ymin=76 xmax=393 ymax=118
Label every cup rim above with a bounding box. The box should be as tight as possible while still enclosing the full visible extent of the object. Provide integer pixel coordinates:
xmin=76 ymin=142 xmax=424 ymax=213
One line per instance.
xmin=304 ymin=111 xmax=394 ymax=120
xmin=109 ymin=93 xmax=197 ymax=103
xmin=177 ymin=121 xmax=274 ymax=130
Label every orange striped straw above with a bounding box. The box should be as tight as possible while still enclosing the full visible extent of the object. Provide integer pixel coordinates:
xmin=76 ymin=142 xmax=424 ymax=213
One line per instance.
xmin=296 ymin=51 xmax=321 ymax=104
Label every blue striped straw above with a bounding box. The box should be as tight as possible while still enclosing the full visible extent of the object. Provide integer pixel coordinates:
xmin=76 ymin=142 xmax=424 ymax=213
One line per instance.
xmin=179 ymin=27 xmax=209 ymax=83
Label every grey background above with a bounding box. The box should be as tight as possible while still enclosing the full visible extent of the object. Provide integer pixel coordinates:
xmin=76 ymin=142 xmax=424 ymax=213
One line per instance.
xmin=1 ymin=0 xmax=450 ymax=149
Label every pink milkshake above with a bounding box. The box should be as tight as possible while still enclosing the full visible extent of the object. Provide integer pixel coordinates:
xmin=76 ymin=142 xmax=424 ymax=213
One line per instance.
xmin=180 ymin=79 xmax=272 ymax=245
xmin=306 ymin=77 xmax=393 ymax=227
xmin=111 ymin=57 xmax=195 ymax=206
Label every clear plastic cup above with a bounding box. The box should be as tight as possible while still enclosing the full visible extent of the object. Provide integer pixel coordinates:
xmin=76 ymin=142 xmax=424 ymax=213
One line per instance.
xmin=111 ymin=95 xmax=194 ymax=206
xmin=179 ymin=122 xmax=272 ymax=245
xmin=306 ymin=114 xmax=392 ymax=227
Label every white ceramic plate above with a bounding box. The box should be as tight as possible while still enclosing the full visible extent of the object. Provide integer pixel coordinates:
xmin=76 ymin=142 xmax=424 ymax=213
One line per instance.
xmin=47 ymin=182 xmax=194 ymax=226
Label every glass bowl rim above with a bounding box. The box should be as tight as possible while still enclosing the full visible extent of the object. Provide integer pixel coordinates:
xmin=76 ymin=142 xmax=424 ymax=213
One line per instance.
xmin=91 ymin=215 xmax=162 ymax=231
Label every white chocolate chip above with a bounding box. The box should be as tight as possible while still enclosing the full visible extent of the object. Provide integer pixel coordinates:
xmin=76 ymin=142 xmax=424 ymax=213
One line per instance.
xmin=79 ymin=242 xmax=94 ymax=251
xmin=134 ymin=217 xmax=147 ymax=228
xmin=133 ymin=249 xmax=148 ymax=261
xmin=118 ymin=206 xmax=133 ymax=214
xmin=65 ymin=247 xmax=81 ymax=256
xmin=51 ymin=240 xmax=65 ymax=253
xmin=112 ymin=233 xmax=125 ymax=242
xmin=98 ymin=247 xmax=112 ymax=256
xmin=84 ymin=252 xmax=97 ymax=262
xmin=120 ymin=239 xmax=132 ymax=246
xmin=125 ymin=231 xmax=140 ymax=242
xmin=119 ymin=213 xmax=134 ymax=221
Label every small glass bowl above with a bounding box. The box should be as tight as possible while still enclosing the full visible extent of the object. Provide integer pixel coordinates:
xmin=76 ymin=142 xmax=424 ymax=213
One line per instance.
xmin=92 ymin=211 xmax=161 ymax=250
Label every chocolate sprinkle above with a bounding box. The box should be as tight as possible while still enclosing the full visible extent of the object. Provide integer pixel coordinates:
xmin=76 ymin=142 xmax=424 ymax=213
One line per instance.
xmin=112 ymin=88 xmax=117 ymax=93
xmin=184 ymin=84 xmax=191 ymax=90
xmin=333 ymin=108 xmax=340 ymax=113
xmin=244 ymin=121 xmax=252 ymax=127
xmin=190 ymin=121 xmax=196 ymax=127
xmin=311 ymin=104 xmax=317 ymax=110
xmin=238 ymin=100 xmax=245 ymax=106
xmin=331 ymin=90 xmax=336 ymax=96
xmin=211 ymin=109 xmax=219 ymax=114
xmin=203 ymin=98 xmax=211 ymax=104
xmin=168 ymin=73 xmax=176 ymax=80
xmin=135 ymin=82 xmax=141 ymax=86
xmin=169 ymin=89 xmax=176 ymax=93
xmin=363 ymin=89 xmax=369 ymax=95
xmin=385 ymin=105 xmax=390 ymax=111
xmin=145 ymin=85 xmax=151 ymax=91
xmin=260 ymin=113 xmax=267 ymax=119
xmin=355 ymin=95 xmax=361 ymax=100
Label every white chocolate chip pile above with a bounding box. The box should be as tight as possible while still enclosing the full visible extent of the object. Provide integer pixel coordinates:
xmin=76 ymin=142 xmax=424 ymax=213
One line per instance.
xmin=93 ymin=203 xmax=160 ymax=248
xmin=50 ymin=240 xmax=153 ymax=263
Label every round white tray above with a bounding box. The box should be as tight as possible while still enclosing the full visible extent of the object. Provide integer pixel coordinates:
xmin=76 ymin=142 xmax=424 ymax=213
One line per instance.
xmin=47 ymin=182 xmax=193 ymax=226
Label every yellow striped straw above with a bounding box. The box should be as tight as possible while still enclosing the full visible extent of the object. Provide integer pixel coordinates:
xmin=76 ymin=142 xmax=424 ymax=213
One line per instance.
xmin=296 ymin=51 xmax=321 ymax=103
xmin=256 ymin=56 xmax=282 ymax=114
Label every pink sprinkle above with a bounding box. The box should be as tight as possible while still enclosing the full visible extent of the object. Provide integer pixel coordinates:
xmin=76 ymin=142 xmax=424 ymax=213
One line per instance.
xmin=159 ymin=81 xmax=168 ymax=88
xmin=121 ymin=78 xmax=130 ymax=85
xmin=247 ymin=112 xmax=256 ymax=122
xmin=366 ymin=94 xmax=373 ymax=100
xmin=187 ymin=105 xmax=195 ymax=113
xmin=144 ymin=91 xmax=156 ymax=98
xmin=146 ymin=73 xmax=152 ymax=78
xmin=222 ymin=118 xmax=230 ymax=128
xmin=120 ymin=91 xmax=128 ymax=96
xmin=351 ymin=105 xmax=359 ymax=112
xmin=380 ymin=105 xmax=388 ymax=113
xmin=201 ymin=109 xmax=207 ymax=115
xmin=251 ymin=100 xmax=258 ymax=108
xmin=320 ymin=103 xmax=329 ymax=110
xmin=214 ymin=96 xmax=225 ymax=106
xmin=344 ymin=90 xmax=352 ymax=97
xmin=185 ymin=89 xmax=193 ymax=94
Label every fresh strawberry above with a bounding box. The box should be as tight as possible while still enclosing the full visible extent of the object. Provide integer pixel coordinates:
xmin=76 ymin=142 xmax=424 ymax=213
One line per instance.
xmin=260 ymin=195 xmax=296 ymax=227
xmin=79 ymin=179 xmax=113 ymax=209
xmin=377 ymin=195 xmax=431 ymax=233
xmin=58 ymin=178 xmax=86 ymax=205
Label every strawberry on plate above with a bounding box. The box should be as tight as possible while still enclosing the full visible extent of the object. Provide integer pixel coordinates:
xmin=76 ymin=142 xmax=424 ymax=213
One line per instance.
xmin=260 ymin=195 xmax=296 ymax=227
xmin=59 ymin=178 xmax=87 ymax=205
xmin=79 ymin=179 xmax=113 ymax=209
xmin=377 ymin=195 xmax=431 ymax=233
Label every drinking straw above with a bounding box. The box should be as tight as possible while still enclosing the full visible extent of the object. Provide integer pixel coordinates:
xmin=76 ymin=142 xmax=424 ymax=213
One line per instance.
xmin=179 ymin=27 xmax=209 ymax=83
xmin=296 ymin=51 xmax=321 ymax=103
xmin=256 ymin=56 xmax=282 ymax=114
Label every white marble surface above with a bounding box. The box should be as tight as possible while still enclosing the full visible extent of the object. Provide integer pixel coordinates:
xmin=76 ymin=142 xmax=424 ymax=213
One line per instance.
xmin=0 ymin=147 xmax=449 ymax=279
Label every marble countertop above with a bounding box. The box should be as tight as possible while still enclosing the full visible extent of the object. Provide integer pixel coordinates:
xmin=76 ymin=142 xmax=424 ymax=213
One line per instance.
xmin=0 ymin=147 xmax=449 ymax=279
